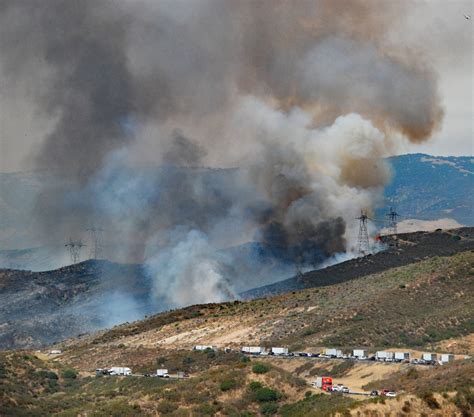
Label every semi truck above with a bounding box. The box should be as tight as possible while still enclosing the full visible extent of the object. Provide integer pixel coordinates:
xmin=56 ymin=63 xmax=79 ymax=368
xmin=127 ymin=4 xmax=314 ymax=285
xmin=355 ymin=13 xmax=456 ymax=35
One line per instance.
xmin=108 ymin=367 xmax=132 ymax=376
xmin=422 ymin=353 xmax=437 ymax=361
xmin=440 ymin=354 xmax=454 ymax=363
xmin=194 ymin=345 xmax=217 ymax=351
xmin=313 ymin=376 xmax=333 ymax=391
xmin=375 ymin=351 xmax=394 ymax=361
xmin=325 ymin=348 xmax=343 ymax=358
xmin=353 ymin=349 xmax=368 ymax=359
xmin=156 ymin=369 xmax=169 ymax=378
xmin=271 ymin=347 xmax=289 ymax=355
xmin=394 ymin=352 xmax=410 ymax=361
xmin=242 ymin=346 xmax=264 ymax=355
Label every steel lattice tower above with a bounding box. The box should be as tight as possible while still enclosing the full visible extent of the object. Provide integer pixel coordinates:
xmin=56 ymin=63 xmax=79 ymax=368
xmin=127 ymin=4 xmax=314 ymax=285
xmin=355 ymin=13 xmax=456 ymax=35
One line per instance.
xmin=65 ymin=239 xmax=85 ymax=264
xmin=385 ymin=207 xmax=400 ymax=235
xmin=356 ymin=211 xmax=370 ymax=254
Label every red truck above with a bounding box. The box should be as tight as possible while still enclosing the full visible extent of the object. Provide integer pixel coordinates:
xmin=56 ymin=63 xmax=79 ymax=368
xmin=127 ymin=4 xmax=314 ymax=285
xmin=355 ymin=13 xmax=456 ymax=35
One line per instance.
xmin=313 ymin=376 xmax=333 ymax=391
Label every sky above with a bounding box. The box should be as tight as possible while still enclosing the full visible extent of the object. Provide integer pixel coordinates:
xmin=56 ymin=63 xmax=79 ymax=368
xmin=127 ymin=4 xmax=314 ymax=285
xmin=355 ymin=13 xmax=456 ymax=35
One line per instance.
xmin=0 ymin=0 xmax=472 ymax=173
xmin=399 ymin=0 xmax=473 ymax=157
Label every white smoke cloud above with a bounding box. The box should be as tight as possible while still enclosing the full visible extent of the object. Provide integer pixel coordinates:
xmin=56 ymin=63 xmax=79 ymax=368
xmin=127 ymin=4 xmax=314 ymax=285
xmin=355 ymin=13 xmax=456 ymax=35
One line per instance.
xmin=145 ymin=229 xmax=234 ymax=307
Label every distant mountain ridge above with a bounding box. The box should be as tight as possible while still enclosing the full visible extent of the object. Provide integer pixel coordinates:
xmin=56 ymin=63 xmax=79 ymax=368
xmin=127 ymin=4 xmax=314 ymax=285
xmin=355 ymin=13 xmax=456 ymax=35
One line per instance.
xmin=379 ymin=153 xmax=473 ymax=225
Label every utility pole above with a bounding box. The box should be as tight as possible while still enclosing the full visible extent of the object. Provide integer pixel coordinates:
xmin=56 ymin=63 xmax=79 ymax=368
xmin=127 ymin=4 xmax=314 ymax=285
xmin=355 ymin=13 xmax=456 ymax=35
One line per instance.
xmin=385 ymin=207 xmax=400 ymax=235
xmin=356 ymin=211 xmax=370 ymax=254
xmin=86 ymin=226 xmax=104 ymax=259
xmin=65 ymin=239 xmax=85 ymax=264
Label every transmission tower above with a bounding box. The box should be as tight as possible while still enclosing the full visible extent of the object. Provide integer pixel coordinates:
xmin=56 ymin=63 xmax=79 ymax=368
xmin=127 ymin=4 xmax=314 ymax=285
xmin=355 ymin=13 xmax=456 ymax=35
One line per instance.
xmin=65 ymin=239 xmax=85 ymax=264
xmin=86 ymin=226 xmax=105 ymax=259
xmin=385 ymin=207 xmax=400 ymax=235
xmin=356 ymin=211 xmax=370 ymax=254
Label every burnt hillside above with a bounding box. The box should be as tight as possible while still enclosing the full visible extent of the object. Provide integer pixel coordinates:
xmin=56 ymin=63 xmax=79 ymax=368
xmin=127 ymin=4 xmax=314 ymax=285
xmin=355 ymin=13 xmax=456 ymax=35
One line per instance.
xmin=240 ymin=227 xmax=474 ymax=299
xmin=0 ymin=260 xmax=156 ymax=349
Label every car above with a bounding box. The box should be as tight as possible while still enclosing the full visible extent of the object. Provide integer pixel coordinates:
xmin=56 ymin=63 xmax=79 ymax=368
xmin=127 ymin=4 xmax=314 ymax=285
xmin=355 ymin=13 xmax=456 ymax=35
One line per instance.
xmin=370 ymin=390 xmax=379 ymax=396
xmin=332 ymin=384 xmax=343 ymax=392
xmin=341 ymin=386 xmax=350 ymax=394
xmin=385 ymin=392 xmax=397 ymax=397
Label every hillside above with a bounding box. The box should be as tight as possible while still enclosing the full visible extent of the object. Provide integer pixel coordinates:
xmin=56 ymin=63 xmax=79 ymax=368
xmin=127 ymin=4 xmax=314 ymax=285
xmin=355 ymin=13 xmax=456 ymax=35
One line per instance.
xmin=1 ymin=249 xmax=472 ymax=416
xmin=242 ymin=227 xmax=474 ymax=298
xmin=55 ymin=250 xmax=473 ymax=366
xmin=0 ymin=260 xmax=157 ymax=349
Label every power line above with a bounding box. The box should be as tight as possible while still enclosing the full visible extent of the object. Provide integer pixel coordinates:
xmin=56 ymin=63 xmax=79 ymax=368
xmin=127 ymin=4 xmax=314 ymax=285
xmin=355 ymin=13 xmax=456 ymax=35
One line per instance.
xmin=65 ymin=239 xmax=85 ymax=264
xmin=86 ymin=226 xmax=105 ymax=259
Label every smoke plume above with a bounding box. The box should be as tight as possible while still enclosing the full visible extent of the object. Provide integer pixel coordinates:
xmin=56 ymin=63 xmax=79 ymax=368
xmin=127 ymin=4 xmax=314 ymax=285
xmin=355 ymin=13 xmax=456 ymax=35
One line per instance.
xmin=0 ymin=0 xmax=443 ymax=309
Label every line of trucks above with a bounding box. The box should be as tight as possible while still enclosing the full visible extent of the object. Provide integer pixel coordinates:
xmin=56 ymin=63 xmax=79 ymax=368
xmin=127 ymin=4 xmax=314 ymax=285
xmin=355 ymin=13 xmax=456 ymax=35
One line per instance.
xmin=95 ymin=367 xmax=185 ymax=378
xmin=193 ymin=345 xmax=289 ymax=355
xmin=322 ymin=349 xmax=455 ymax=365
xmin=221 ymin=345 xmax=457 ymax=365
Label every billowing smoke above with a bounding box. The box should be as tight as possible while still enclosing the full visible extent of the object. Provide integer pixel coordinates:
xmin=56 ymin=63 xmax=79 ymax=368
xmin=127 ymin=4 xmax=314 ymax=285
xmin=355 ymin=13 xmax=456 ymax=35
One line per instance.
xmin=0 ymin=0 xmax=443 ymax=309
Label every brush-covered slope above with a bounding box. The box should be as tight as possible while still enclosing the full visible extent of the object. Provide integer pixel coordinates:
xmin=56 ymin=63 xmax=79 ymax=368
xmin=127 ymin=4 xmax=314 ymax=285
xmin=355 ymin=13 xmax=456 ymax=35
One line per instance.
xmin=241 ymin=227 xmax=474 ymax=298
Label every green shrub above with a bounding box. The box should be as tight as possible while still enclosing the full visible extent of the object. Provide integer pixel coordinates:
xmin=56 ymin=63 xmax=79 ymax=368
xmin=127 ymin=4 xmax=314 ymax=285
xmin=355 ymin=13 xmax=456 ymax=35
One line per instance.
xmin=248 ymin=381 xmax=263 ymax=391
xmin=254 ymin=388 xmax=280 ymax=402
xmin=260 ymin=402 xmax=279 ymax=415
xmin=220 ymin=380 xmax=237 ymax=391
xmin=252 ymin=363 xmax=269 ymax=374
xmin=302 ymin=328 xmax=316 ymax=336
xmin=61 ymin=369 xmax=77 ymax=379
xmin=36 ymin=370 xmax=58 ymax=380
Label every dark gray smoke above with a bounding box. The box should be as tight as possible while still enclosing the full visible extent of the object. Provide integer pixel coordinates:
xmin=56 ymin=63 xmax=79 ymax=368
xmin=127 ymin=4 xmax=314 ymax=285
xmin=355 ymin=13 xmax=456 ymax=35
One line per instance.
xmin=0 ymin=0 xmax=443 ymax=307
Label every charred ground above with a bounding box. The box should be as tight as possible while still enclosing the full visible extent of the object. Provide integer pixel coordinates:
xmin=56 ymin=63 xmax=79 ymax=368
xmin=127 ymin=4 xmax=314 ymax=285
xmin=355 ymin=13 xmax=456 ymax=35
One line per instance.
xmin=241 ymin=227 xmax=474 ymax=299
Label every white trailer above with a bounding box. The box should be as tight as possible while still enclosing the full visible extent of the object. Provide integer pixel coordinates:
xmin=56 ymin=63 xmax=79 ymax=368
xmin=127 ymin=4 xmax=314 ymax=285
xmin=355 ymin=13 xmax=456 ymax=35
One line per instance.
xmin=242 ymin=346 xmax=264 ymax=354
xmin=156 ymin=369 xmax=169 ymax=377
xmin=271 ymin=347 xmax=289 ymax=355
xmin=325 ymin=348 xmax=343 ymax=358
xmin=108 ymin=367 xmax=132 ymax=376
xmin=194 ymin=345 xmax=217 ymax=351
xmin=375 ymin=351 xmax=394 ymax=361
xmin=440 ymin=354 xmax=454 ymax=363
xmin=422 ymin=353 xmax=437 ymax=361
xmin=394 ymin=352 xmax=410 ymax=361
xmin=353 ymin=349 xmax=368 ymax=359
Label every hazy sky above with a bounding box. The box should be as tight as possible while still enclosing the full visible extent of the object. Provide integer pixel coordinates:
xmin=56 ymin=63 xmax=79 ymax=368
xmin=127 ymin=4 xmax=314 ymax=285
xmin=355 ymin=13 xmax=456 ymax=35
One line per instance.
xmin=399 ymin=0 xmax=473 ymax=157
xmin=0 ymin=0 xmax=472 ymax=173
